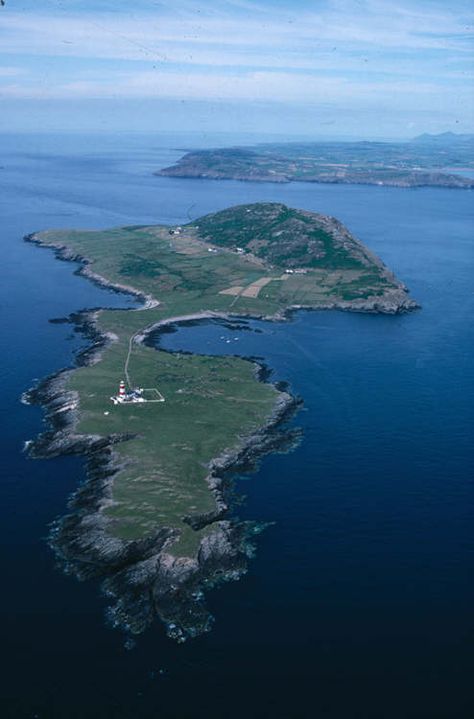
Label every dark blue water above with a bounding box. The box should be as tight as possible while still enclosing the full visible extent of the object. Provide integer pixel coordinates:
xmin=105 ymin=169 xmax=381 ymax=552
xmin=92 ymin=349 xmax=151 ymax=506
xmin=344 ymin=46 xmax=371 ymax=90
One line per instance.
xmin=1 ymin=133 xmax=473 ymax=719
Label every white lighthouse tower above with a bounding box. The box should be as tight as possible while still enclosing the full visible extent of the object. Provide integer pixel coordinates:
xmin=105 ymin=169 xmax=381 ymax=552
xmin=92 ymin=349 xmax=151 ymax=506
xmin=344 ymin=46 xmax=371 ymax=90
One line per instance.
xmin=119 ymin=380 xmax=126 ymax=400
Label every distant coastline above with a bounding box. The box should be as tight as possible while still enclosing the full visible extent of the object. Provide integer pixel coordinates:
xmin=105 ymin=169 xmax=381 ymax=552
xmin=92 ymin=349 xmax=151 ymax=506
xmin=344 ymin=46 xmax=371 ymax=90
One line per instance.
xmin=157 ymin=137 xmax=474 ymax=189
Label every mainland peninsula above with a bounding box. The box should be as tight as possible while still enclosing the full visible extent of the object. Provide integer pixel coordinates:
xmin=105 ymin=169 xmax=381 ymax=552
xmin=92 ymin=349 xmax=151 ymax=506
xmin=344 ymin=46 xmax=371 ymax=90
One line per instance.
xmin=158 ymin=134 xmax=474 ymax=189
xmin=25 ymin=202 xmax=418 ymax=642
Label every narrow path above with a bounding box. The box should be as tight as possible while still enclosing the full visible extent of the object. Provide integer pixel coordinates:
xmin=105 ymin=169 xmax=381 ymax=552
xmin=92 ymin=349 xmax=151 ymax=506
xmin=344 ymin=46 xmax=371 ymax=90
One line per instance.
xmin=124 ymin=332 xmax=137 ymax=388
xmin=230 ymin=290 xmax=243 ymax=308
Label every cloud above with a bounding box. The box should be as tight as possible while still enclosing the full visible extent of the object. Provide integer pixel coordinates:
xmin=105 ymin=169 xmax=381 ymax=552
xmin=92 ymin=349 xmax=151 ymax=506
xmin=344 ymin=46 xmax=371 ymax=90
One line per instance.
xmin=1 ymin=2 xmax=472 ymax=66
xmin=0 ymin=67 xmax=463 ymax=110
xmin=0 ymin=0 xmax=472 ymax=117
xmin=0 ymin=66 xmax=25 ymax=77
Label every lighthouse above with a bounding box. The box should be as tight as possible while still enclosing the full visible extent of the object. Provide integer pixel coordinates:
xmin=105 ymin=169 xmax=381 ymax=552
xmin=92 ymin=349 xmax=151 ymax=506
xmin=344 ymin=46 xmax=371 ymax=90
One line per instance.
xmin=110 ymin=379 xmax=164 ymax=405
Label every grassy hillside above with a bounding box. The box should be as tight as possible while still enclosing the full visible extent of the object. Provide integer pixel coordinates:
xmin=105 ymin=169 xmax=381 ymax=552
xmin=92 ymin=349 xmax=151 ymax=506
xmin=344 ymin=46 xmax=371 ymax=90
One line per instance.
xmin=190 ymin=202 xmax=371 ymax=269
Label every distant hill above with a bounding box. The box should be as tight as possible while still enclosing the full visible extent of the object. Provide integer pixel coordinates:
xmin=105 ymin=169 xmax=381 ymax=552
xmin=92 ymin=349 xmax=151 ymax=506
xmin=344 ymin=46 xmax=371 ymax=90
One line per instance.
xmin=412 ymin=132 xmax=474 ymax=144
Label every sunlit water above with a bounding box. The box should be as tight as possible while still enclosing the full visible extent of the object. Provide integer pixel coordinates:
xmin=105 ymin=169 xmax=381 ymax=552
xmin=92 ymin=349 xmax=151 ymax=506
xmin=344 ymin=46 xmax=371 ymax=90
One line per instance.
xmin=0 ymin=133 xmax=473 ymax=718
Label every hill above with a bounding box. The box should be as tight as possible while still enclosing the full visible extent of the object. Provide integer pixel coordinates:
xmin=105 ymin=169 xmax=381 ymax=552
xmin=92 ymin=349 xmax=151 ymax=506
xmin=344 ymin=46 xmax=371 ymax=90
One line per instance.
xmin=412 ymin=132 xmax=474 ymax=144
xmin=190 ymin=202 xmax=384 ymax=270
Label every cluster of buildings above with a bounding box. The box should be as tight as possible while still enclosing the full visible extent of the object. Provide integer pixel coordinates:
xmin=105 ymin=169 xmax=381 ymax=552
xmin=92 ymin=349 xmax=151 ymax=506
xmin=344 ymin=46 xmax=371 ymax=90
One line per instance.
xmin=111 ymin=380 xmax=147 ymax=405
xmin=110 ymin=381 xmax=165 ymax=406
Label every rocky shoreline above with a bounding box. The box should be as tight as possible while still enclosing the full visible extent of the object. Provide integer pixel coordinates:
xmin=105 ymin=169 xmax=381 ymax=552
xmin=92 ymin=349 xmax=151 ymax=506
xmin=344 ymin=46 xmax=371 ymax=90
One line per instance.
xmin=23 ymin=227 xmax=418 ymax=643
xmin=159 ymin=167 xmax=474 ymax=189
xmin=24 ymin=232 xmax=159 ymax=310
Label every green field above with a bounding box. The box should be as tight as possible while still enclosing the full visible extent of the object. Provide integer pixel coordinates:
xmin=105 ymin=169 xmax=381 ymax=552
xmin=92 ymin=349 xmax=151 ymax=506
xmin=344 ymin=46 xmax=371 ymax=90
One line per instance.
xmin=36 ymin=203 xmax=406 ymax=556
xmin=69 ymin=345 xmax=278 ymax=554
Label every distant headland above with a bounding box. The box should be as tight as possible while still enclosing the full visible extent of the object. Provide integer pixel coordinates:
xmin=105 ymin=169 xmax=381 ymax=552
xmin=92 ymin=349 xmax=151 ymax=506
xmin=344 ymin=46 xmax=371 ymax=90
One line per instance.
xmin=157 ymin=134 xmax=474 ymax=189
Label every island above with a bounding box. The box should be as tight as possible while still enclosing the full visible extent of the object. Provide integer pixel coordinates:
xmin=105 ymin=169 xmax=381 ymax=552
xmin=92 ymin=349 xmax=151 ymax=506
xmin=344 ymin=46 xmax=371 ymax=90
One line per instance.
xmin=157 ymin=135 xmax=474 ymax=189
xmin=25 ymin=202 xmax=418 ymax=642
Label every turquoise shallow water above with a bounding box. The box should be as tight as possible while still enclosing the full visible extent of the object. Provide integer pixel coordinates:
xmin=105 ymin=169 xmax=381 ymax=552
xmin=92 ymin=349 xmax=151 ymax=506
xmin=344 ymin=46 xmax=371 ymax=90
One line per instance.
xmin=0 ymin=133 xmax=473 ymax=718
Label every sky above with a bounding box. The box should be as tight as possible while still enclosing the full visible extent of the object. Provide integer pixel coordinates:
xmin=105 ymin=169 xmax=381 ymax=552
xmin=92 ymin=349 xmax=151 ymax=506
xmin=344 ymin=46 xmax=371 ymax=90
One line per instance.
xmin=1 ymin=0 xmax=473 ymax=138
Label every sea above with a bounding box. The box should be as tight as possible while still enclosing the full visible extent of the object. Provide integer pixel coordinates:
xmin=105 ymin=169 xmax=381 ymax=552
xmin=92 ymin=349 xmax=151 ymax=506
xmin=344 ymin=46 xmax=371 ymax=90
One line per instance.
xmin=0 ymin=132 xmax=473 ymax=719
